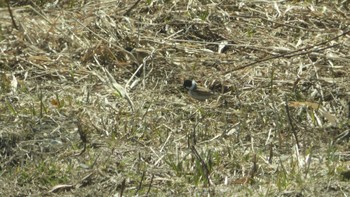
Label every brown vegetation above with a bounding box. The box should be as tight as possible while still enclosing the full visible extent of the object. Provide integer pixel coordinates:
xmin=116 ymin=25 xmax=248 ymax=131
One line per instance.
xmin=0 ymin=0 xmax=350 ymax=196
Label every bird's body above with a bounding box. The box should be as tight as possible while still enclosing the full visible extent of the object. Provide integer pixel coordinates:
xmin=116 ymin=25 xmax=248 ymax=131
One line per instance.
xmin=183 ymin=80 xmax=214 ymax=101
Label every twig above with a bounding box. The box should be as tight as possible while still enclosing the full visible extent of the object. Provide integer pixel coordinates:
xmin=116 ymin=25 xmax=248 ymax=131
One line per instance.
xmin=190 ymin=145 xmax=210 ymax=186
xmin=75 ymin=118 xmax=87 ymax=156
xmin=249 ymin=154 xmax=258 ymax=178
xmin=6 ymin=0 xmax=18 ymax=30
xmin=146 ymin=174 xmax=154 ymax=196
xmin=135 ymin=171 xmax=146 ymax=195
xmin=268 ymin=143 xmax=273 ymax=164
xmin=39 ymin=89 xmax=43 ymax=118
xmin=124 ymin=0 xmax=142 ymax=16
xmin=223 ymin=29 xmax=350 ymax=74
xmin=119 ymin=178 xmax=126 ymax=197
xmin=284 ymin=95 xmax=300 ymax=150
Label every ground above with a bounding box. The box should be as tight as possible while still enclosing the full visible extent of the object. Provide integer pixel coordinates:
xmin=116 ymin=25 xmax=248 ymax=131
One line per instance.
xmin=0 ymin=0 xmax=350 ymax=196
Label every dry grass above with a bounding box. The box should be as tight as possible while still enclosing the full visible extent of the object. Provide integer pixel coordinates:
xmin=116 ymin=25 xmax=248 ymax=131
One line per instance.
xmin=1 ymin=0 xmax=350 ymax=196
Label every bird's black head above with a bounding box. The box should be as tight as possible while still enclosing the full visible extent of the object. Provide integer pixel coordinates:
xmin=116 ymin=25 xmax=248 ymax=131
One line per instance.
xmin=183 ymin=79 xmax=195 ymax=90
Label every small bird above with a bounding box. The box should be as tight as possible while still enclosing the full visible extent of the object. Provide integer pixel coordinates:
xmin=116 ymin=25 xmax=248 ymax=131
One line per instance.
xmin=183 ymin=79 xmax=214 ymax=101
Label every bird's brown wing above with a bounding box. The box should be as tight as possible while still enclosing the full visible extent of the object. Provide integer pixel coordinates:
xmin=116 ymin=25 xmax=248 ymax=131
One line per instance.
xmin=196 ymin=86 xmax=213 ymax=96
xmin=189 ymin=86 xmax=214 ymax=101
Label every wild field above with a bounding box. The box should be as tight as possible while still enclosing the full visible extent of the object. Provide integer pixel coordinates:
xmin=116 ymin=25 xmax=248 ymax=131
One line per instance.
xmin=0 ymin=0 xmax=350 ymax=196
